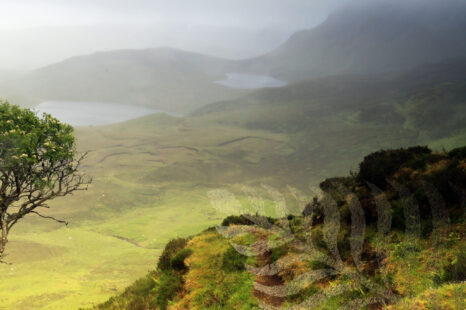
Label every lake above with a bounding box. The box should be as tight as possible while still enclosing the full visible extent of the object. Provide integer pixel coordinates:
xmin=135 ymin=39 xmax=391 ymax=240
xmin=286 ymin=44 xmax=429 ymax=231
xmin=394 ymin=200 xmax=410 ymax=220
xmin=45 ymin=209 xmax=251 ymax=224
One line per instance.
xmin=34 ymin=101 xmax=173 ymax=127
xmin=216 ymin=73 xmax=287 ymax=89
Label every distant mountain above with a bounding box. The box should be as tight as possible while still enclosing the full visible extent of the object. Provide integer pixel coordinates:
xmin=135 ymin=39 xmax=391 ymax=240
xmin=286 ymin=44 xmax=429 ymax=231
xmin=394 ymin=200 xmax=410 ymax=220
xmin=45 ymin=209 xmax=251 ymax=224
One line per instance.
xmin=2 ymin=0 xmax=466 ymax=114
xmin=0 ymin=48 xmax=241 ymax=113
xmin=240 ymin=0 xmax=466 ymax=81
xmin=0 ymin=23 xmax=293 ymax=71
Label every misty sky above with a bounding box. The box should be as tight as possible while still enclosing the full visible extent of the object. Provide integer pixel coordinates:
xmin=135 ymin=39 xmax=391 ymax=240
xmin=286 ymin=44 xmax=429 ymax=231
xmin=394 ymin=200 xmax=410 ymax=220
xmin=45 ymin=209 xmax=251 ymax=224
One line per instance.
xmin=0 ymin=0 xmax=349 ymax=29
xmin=0 ymin=0 xmax=349 ymax=70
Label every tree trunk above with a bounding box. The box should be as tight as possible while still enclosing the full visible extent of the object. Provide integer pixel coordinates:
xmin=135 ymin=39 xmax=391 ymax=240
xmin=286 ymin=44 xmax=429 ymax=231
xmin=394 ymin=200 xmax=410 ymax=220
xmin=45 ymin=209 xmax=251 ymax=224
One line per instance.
xmin=0 ymin=212 xmax=7 ymax=258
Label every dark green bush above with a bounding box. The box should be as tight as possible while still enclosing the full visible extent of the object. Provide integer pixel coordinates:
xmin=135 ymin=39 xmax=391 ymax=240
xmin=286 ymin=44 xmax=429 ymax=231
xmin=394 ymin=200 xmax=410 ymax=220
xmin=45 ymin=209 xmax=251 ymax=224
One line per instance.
xmin=170 ymin=248 xmax=193 ymax=271
xmin=157 ymin=238 xmax=188 ymax=271
xmin=221 ymin=214 xmax=276 ymax=227
xmin=222 ymin=246 xmax=247 ymax=272
xmin=357 ymin=146 xmax=432 ymax=189
xmin=448 ymin=146 xmax=466 ymax=159
xmin=221 ymin=215 xmax=255 ymax=226
xmin=319 ymin=177 xmax=354 ymax=193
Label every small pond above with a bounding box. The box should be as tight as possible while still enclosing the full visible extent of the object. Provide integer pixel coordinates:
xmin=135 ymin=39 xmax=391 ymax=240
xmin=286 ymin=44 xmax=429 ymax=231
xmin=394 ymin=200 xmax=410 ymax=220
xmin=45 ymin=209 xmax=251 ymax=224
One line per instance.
xmin=33 ymin=101 xmax=174 ymax=126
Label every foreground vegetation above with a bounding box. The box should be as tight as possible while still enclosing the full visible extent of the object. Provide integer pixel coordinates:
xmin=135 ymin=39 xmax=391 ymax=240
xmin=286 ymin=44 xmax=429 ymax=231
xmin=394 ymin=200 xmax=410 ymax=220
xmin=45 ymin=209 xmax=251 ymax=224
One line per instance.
xmin=94 ymin=146 xmax=465 ymax=309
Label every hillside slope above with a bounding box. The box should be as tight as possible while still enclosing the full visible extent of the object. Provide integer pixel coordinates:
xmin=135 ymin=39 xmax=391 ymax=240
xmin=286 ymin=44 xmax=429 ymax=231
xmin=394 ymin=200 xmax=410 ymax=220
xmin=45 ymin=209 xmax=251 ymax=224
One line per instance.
xmin=191 ymin=59 xmax=466 ymax=183
xmin=196 ymin=58 xmax=466 ymax=123
xmin=93 ymin=146 xmax=466 ymax=309
xmin=0 ymin=48 xmax=241 ymax=113
xmin=239 ymin=0 xmax=466 ymax=81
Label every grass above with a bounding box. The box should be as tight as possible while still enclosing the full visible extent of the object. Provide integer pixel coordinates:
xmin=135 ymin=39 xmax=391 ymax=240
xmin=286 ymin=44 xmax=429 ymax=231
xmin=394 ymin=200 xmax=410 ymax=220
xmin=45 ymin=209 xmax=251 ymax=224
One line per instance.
xmin=1 ymin=63 xmax=465 ymax=309
xmin=1 ymin=228 xmax=154 ymax=309
xmin=170 ymin=230 xmax=258 ymax=309
xmin=1 ymin=108 xmax=464 ymax=309
xmin=386 ymin=283 xmax=465 ymax=310
xmin=0 ymin=113 xmax=315 ymax=309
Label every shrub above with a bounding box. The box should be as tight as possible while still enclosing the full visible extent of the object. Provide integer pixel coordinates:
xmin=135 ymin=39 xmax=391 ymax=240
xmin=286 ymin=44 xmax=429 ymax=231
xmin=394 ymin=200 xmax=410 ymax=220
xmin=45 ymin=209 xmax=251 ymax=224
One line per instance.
xmin=221 ymin=214 xmax=276 ymax=227
xmin=319 ymin=177 xmax=354 ymax=193
xmin=157 ymin=238 xmax=188 ymax=271
xmin=448 ymin=146 xmax=466 ymax=159
xmin=170 ymin=248 xmax=193 ymax=271
xmin=221 ymin=215 xmax=255 ymax=226
xmin=357 ymin=146 xmax=432 ymax=188
xmin=222 ymin=246 xmax=247 ymax=272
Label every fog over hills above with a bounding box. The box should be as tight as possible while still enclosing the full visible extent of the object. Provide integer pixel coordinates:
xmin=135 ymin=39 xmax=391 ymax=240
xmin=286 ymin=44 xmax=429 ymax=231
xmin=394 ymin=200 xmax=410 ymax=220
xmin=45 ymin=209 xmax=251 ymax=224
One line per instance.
xmin=0 ymin=48 xmax=241 ymax=113
xmin=0 ymin=0 xmax=343 ymax=71
xmin=0 ymin=23 xmax=292 ymax=71
xmin=1 ymin=0 xmax=466 ymax=113
xmin=240 ymin=0 xmax=466 ymax=80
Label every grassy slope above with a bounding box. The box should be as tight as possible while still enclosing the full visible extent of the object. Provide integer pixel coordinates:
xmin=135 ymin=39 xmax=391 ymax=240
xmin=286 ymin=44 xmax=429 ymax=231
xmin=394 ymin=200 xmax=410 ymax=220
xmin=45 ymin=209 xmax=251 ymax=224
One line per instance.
xmin=193 ymin=60 xmax=466 ymax=179
xmin=0 ymin=114 xmax=295 ymax=310
xmin=0 ymin=62 xmax=465 ymax=309
xmin=94 ymin=147 xmax=466 ymax=310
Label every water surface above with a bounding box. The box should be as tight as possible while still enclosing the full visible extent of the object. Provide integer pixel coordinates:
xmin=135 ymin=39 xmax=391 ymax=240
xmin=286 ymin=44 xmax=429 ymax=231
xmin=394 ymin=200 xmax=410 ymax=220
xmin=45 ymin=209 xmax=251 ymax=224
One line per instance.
xmin=34 ymin=101 xmax=172 ymax=126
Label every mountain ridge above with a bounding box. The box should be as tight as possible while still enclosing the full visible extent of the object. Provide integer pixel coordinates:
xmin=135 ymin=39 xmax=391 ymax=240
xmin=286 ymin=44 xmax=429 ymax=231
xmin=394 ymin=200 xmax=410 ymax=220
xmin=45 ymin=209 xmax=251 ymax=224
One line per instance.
xmin=238 ymin=0 xmax=466 ymax=81
xmin=2 ymin=0 xmax=466 ymax=113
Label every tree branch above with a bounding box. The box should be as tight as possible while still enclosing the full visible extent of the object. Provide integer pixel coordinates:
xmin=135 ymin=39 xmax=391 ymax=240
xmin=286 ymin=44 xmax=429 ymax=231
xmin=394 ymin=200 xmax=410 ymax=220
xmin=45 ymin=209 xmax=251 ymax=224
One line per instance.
xmin=30 ymin=211 xmax=69 ymax=226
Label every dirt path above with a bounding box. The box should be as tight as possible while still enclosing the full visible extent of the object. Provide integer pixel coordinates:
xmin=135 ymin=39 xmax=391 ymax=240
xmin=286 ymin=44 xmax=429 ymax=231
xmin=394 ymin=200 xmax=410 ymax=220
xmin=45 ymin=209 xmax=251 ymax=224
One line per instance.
xmin=217 ymin=136 xmax=277 ymax=147
xmin=252 ymin=236 xmax=285 ymax=309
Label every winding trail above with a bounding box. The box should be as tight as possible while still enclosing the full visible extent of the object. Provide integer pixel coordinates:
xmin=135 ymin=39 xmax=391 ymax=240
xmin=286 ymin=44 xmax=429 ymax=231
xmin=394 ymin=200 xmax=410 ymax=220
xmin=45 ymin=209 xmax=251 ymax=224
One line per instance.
xmin=159 ymin=146 xmax=199 ymax=152
xmin=252 ymin=235 xmax=285 ymax=309
xmin=99 ymin=152 xmax=131 ymax=163
xmin=109 ymin=234 xmax=152 ymax=249
xmin=217 ymin=136 xmax=278 ymax=147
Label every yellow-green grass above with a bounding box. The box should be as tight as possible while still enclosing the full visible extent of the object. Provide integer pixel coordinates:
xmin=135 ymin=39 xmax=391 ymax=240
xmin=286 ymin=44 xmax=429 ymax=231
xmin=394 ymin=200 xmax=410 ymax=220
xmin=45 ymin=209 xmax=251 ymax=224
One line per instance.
xmin=0 ymin=114 xmax=307 ymax=309
xmin=0 ymin=185 xmax=232 ymax=309
xmin=1 ymin=109 xmax=464 ymax=309
xmin=386 ymin=283 xmax=465 ymax=310
xmin=171 ymin=230 xmax=258 ymax=309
